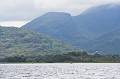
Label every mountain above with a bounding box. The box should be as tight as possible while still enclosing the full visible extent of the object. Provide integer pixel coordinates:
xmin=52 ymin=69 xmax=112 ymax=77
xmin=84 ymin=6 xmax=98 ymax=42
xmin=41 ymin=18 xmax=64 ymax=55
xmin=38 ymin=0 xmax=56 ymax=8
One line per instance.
xmin=0 ymin=26 xmax=73 ymax=58
xmin=22 ymin=12 xmax=88 ymax=48
xmin=85 ymin=29 xmax=120 ymax=54
xmin=74 ymin=4 xmax=120 ymax=39
xmin=74 ymin=3 xmax=120 ymax=53
xmin=22 ymin=4 xmax=120 ymax=54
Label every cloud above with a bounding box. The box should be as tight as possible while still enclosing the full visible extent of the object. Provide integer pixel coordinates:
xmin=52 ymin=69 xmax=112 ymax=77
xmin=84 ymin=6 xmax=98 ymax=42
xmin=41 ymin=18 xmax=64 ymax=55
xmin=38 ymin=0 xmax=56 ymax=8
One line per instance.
xmin=35 ymin=0 xmax=120 ymax=15
xmin=0 ymin=0 xmax=37 ymax=21
xmin=0 ymin=21 xmax=28 ymax=27
xmin=34 ymin=0 xmax=92 ymax=15
xmin=0 ymin=0 xmax=120 ymax=21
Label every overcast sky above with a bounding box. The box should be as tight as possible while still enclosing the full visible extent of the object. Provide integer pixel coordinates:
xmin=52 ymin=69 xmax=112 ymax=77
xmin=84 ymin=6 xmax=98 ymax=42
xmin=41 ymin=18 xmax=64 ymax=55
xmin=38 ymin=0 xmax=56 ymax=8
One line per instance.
xmin=0 ymin=0 xmax=120 ymax=27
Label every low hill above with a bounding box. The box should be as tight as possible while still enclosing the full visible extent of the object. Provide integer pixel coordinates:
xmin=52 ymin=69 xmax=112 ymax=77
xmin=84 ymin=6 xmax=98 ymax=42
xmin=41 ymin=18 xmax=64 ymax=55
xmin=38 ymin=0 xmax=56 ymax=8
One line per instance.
xmin=0 ymin=26 xmax=73 ymax=58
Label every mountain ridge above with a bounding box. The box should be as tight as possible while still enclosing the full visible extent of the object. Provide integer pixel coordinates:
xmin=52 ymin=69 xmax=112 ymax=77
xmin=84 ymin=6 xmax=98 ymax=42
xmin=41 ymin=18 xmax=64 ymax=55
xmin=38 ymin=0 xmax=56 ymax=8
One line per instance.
xmin=22 ymin=3 xmax=120 ymax=54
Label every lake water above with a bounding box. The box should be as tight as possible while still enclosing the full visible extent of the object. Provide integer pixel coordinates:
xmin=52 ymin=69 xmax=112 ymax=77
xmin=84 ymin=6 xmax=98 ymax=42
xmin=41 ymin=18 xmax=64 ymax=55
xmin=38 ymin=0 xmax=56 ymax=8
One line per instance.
xmin=0 ymin=63 xmax=120 ymax=79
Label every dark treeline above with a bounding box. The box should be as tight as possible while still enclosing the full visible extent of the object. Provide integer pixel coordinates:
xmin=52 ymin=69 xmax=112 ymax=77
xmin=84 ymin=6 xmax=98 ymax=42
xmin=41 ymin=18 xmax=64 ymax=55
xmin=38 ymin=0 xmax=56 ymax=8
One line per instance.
xmin=1 ymin=51 xmax=120 ymax=63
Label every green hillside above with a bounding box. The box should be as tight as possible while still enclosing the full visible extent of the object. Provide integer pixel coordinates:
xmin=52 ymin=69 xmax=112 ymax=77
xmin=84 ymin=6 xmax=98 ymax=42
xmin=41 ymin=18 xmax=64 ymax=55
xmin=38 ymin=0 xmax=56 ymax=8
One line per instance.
xmin=0 ymin=26 xmax=73 ymax=58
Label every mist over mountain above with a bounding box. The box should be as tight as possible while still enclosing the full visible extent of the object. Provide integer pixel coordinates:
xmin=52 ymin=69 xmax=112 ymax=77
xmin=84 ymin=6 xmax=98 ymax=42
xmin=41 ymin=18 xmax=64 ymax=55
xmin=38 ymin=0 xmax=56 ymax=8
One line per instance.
xmin=23 ymin=3 xmax=120 ymax=54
